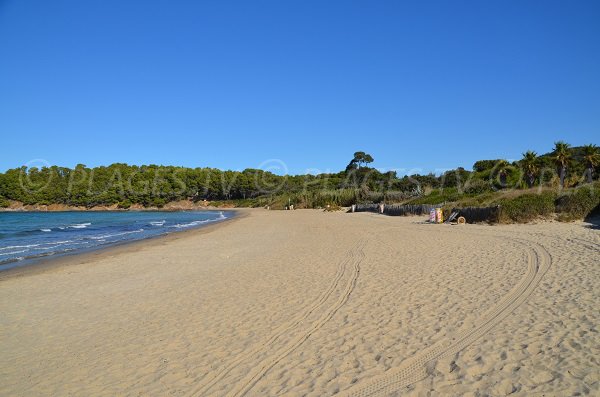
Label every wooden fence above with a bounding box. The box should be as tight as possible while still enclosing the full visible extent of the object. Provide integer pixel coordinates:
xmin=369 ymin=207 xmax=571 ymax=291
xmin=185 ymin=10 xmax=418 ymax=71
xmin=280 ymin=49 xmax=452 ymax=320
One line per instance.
xmin=353 ymin=204 xmax=380 ymax=212
xmin=353 ymin=203 xmax=501 ymax=223
xmin=384 ymin=204 xmax=440 ymax=216
xmin=354 ymin=203 xmax=441 ymax=216
xmin=451 ymin=206 xmax=501 ymax=224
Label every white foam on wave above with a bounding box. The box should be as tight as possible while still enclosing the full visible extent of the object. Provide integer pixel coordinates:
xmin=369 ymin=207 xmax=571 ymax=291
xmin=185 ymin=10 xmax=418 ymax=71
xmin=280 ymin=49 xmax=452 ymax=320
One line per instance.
xmin=0 ymin=249 xmax=28 ymax=256
xmin=169 ymin=220 xmax=208 ymax=228
xmin=40 ymin=228 xmax=52 ymax=232
xmin=89 ymin=229 xmax=145 ymax=240
xmin=0 ymin=239 xmax=77 ymax=251
xmin=33 ymin=241 xmax=89 ymax=251
xmin=35 ymin=245 xmax=61 ymax=251
xmin=45 ymin=240 xmax=73 ymax=245
xmin=69 ymin=223 xmax=91 ymax=229
xmin=150 ymin=220 xmax=166 ymax=226
xmin=168 ymin=214 xmax=226 ymax=229
xmin=0 ymin=243 xmax=41 ymax=251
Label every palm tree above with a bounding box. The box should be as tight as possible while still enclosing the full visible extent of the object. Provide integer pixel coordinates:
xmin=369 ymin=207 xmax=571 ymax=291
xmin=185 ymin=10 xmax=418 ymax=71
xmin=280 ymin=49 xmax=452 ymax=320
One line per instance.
xmin=495 ymin=160 xmax=510 ymax=188
xmin=521 ymin=151 xmax=539 ymax=188
xmin=582 ymin=144 xmax=600 ymax=183
xmin=552 ymin=141 xmax=571 ymax=188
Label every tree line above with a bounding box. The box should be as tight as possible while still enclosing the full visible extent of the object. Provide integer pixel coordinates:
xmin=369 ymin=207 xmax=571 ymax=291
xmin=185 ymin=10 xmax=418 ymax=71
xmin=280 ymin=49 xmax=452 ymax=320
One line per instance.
xmin=0 ymin=144 xmax=598 ymax=209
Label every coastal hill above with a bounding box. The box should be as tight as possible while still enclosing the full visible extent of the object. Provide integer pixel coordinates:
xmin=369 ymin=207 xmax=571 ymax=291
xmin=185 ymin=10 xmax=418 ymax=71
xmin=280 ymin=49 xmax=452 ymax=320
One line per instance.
xmin=1 ymin=142 xmax=599 ymax=222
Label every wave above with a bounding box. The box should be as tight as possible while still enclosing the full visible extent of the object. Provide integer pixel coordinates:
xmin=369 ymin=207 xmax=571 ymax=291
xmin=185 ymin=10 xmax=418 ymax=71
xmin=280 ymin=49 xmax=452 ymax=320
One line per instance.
xmin=168 ymin=216 xmax=225 ymax=229
xmin=150 ymin=220 xmax=166 ymax=226
xmin=0 ymin=249 xmax=77 ymax=267
xmin=42 ymin=240 xmax=73 ymax=245
xmin=69 ymin=222 xmax=91 ymax=229
xmin=0 ymin=243 xmax=42 ymax=251
xmin=0 ymin=256 xmax=25 ymax=266
xmin=32 ymin=241 xmax=89 ymax=251
xmin=89 ymin=229 xmax=145 ymax=240
xmin=0 ymin=249 xmax=28 ymax=256
xmin=11 ymin=228 xmax=55 ymax=237
xmin=56 ymin=222 xmax=91 ymax=230
xmin=2 ymin=221 xmax=95 ymax=238
xmin=0 ymin=240 xmax=76 ymax=252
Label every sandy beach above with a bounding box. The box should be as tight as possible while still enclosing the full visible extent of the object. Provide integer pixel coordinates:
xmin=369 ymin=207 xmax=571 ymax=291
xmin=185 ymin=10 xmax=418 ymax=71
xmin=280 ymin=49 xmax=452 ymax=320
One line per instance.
xmin=1 ymin=209 xmax=598 ymax=396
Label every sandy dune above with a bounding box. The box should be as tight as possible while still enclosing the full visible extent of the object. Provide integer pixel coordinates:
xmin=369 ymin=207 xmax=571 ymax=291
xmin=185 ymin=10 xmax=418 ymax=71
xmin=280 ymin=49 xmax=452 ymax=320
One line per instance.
xmin=1 ymin=209 xmax=598 ymax=396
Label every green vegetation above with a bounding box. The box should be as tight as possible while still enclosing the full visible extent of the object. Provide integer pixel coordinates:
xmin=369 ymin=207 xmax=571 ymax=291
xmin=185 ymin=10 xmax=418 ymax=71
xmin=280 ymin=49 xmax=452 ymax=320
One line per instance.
xmin=582 ymin=144 xmax=600 ymax=184
xmin=556 ymin=182 xmax=600 ymax=221
xmin=495 ymin=191 xmax=557 ymax=223
xmin=346 ymin=151 xmax=374 ymax=171
xmin=1 ymin=143 xmax=599 ymax=222
xmin=521 ymin=151 xmax=539 ymax=188
xmin=552 ymin=141 xmax=572 ymax=188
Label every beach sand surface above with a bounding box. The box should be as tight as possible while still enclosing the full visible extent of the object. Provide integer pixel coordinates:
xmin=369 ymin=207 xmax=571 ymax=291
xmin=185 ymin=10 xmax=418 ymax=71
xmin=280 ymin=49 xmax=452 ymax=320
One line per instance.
xmin=1 ymin=209 xmax=598 ymax=396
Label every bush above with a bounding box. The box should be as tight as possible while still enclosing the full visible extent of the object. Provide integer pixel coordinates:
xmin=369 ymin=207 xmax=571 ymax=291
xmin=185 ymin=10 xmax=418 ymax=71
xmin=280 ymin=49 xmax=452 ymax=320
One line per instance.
xmin=383 ymin=190 xmax=421 ymax=203
xmin=289 ymin=189 xmax=358 ymax=208
xmin=464 ymin=179 xmax=494 ymax=195
xmin=0 ymin=195 xmax=9 ymax=208
xmin=408 ymin=187 xmax=462 ymax=205
xmin=361 ymin=191 xmax=384 ymax=204
xmin=556 ymin=183 xmax=600 ymax=220
xmin=495 ymin=191 xmax=557 ymax=223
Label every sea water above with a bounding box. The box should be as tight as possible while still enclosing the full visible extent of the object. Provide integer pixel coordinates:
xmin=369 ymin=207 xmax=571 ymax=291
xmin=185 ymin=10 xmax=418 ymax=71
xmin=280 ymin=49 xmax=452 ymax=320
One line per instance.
xmin=0 ymin=210 xmax=231 ymax=270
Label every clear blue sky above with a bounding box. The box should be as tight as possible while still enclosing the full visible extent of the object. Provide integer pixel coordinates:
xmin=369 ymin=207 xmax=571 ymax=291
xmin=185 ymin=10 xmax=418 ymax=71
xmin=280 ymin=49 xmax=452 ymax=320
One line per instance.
xmin=1 ymin=0 xmax=599 ymax=175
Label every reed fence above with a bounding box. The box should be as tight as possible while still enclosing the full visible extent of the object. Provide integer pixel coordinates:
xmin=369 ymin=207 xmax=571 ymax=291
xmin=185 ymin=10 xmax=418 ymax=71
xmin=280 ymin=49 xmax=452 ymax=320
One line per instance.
xmin=354 ymin=203 xmax=441 ymax=216
xmin=451 ymin=205 xmax=501 ymax=223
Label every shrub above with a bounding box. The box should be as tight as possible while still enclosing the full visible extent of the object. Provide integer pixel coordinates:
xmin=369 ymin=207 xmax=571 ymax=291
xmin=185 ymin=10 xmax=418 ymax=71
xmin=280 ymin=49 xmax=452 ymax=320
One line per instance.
xmin=293 ymin=189 xmax=358 ymax=208
xmin=383 ymin=190 xmax=421 ymax=203
xmin=361 ymin=191 xmax=384 ymax=204
xmin=464 ymin=179 xmax=493 ymax=195
xmin=556 ymin=183 xmax=600 ymax=220
xmin=409 ymin=187 xmax=462 ymax=205
xmin=0 ymin=195 xmax=9 ymax=208
xmin=495 ymin=191 xmax=557 ymax=223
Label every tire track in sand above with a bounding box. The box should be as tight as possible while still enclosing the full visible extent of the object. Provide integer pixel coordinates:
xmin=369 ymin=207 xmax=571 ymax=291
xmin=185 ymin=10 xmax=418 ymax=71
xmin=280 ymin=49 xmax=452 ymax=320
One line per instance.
xmin=339 ymin=236 xmax=551 ymax=397
xmin=187 ymin=239 xmax=367 ymax=397
xmin=225 ymin=240 xmax=367 ymax=397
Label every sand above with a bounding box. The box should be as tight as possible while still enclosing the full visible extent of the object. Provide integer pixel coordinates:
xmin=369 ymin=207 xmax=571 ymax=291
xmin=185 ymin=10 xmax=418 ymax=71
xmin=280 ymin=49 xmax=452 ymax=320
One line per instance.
xmin=1 ymin=209 xmax=598 ymax=396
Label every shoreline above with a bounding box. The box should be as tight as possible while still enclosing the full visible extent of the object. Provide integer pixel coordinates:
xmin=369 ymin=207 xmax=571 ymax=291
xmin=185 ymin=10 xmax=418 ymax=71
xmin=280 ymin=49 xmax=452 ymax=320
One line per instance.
xmin=0 ymin=209 xmax=247 ymax=281
xmin=0 ymin=205 xmax=237 ymax=212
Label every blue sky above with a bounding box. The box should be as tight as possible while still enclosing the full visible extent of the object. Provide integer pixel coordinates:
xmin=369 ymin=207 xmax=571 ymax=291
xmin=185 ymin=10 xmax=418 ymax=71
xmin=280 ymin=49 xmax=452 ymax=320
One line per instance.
xmin=1 ymin=0 xmax=599 ymax=175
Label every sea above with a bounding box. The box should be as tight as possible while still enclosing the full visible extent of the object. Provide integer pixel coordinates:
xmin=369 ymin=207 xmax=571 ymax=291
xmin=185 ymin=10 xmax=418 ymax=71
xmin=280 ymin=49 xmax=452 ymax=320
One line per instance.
xmin=0 ymin=210 xmax=231 ymax=271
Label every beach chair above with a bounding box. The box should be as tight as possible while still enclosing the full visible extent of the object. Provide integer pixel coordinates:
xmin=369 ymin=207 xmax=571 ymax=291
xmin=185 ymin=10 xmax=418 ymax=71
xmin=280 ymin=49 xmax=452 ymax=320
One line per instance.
xmin=445 ymin=211 xmax=459 ymax=224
